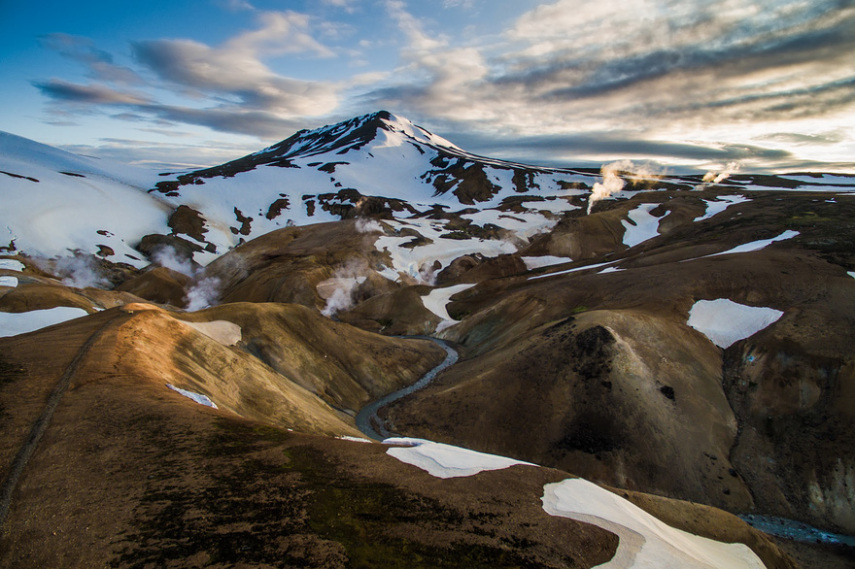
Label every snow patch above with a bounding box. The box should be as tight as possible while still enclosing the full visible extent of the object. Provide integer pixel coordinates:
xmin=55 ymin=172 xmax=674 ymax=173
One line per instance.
xmin=849 ymin=271 xmax=855 ymax=279
xmin=421 ymin=283 xmax=475 ymax=332
xmin=0 ymin=307 xmax=89 ymax=337
xmin=0 ymin=259 xmax=25 ymax=272
xmin=337 ymin=435 xmax=372 ymax=443
xmin=166 ymin=384 xmax=218 ymax=409
xmin=385 ymin=438 xmax=534 ymax=478
xmin=529 ymin=261 xmax=614 ymax=280
xmin=688 ymin=299 xmax=783 ymax=349
xmin=179 ymin=319 xmax=242 ymax=346
xmin=542 ymin=478 xmax=765 ymax=569
xmin=622 ymin=203 xmax=663 ymax=248
xmin=522 ymin=255 xmax=573 ymax=270
xmin=694 ymin=195 xmax=750 ymax=222
xmin=0 ymin=276 xmax=18 ymax=287
xmin=710 ymin=230 xmax=799 ymax=257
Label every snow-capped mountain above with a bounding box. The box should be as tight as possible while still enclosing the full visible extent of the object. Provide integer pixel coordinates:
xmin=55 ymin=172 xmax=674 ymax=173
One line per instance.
xmin=2 ymin=111 xmax=854 ymax=271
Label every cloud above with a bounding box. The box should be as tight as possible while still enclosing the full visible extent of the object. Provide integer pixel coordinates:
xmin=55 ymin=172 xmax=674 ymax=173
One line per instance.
xmin=385 ymin=0 xmax=446 ymax=52
xmin=132 ymin=11 xmax=338 ymax=116
xmin=754 ymin=131 xmax=847 ymax=146
xmin=366 ymin=0 xmax=855 ymax=169
xmin=33 ymin=79 xmax=150 ymax=105
xmin=40 ymin=33 xmax=142 ymax=85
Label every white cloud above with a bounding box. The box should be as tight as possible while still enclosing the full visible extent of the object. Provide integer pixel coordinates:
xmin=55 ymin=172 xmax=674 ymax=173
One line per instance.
xmin=133 ymin=10 xmax=339 ymax=118
xmin=385 ymin=0 xmax=446 ymax=52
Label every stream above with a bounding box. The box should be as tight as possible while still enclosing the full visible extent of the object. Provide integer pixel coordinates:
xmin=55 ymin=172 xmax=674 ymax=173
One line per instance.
xmin=740 ymin=514 xmax=855 ymax=548
xmin=355 ymin=336 xmax=458 ymax=441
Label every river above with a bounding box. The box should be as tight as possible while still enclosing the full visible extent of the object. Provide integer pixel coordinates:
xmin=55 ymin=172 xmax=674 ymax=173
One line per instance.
xmin=355 ymin=337 xmax=458 ymax=441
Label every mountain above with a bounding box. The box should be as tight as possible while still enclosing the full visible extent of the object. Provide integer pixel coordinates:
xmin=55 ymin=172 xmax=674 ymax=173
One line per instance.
xmin=2 ymin=113 xmax=855 ymax=568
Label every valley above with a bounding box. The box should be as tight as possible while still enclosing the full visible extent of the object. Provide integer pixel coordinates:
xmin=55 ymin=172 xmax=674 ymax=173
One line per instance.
xmin=1 ymin=112 xmax=854 ymax=568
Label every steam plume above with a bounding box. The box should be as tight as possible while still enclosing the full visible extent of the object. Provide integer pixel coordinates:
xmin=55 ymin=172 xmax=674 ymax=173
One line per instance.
xmin=587 ymin=160 xmax=661 ymax=214
xmin=702 ymin=161 xmax=740 ymax=185
xmin=318 ymin=260 xmax=368 ymax=318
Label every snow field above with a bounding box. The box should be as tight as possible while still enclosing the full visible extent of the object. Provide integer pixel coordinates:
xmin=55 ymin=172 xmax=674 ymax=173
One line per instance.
xmin=0 ymin=133 xmax=170 ymax=268
xmin=384 ymin=437 xmax=534 ymax=478
xmin=0 ymin=307 xmax=90 ymax=337
xmin=542 ymin=478 xmax=765 ymax=569
xmin=374 ymin=219 xmax=517 ymax=283
xmin=687 ymin=299 xmax=783 ymax=349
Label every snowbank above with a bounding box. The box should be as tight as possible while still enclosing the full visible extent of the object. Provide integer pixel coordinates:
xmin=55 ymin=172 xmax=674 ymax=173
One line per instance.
xmin=0 ymin=307 xmax=89 ymax=337
xmin=687 ymin=299 xmax=783 ymax=349
xmin=542 ymin=478 xmax=765 ymax=569
xmin=384 ymin=437 xmax=534 ymax=478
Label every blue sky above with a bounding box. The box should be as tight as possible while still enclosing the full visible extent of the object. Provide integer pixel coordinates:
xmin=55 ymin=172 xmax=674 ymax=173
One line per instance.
xmin=1 ymin=0 xmax=854 ymax=172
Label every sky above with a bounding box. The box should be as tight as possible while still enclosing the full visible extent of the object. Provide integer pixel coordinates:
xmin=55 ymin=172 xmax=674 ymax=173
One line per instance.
xmin=1 ymin=0 xmax=854 ymax=173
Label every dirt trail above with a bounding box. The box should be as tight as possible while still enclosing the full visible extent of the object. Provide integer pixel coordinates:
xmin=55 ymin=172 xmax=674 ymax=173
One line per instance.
xmin=0 ymin=317 xmax=117 ymax=532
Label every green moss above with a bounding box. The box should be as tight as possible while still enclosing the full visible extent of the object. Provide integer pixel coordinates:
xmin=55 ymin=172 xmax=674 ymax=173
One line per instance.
xmin=289 ymin=445 xmax=542 ymax=569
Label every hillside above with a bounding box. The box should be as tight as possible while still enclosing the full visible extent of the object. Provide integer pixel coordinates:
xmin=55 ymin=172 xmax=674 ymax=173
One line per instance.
xmin=2 ymin=112 xmax=855 ymax=567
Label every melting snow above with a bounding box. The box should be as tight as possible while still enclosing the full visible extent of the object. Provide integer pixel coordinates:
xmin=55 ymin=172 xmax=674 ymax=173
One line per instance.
xmin=375 ymin=219 xmax=517 ymax=283
xmin=0 ymin=276 xmax=19 ymax=287
xmin=542 ymin=478 xmax=765 ymax=569
xmin=710 ymin=230 xmax=799 ymax=257
xmin=522 ymin=255 xmax=573 ymax=270
xmin=622 ymin=204 xmax=663 ymax=248
xmin=166 ymin=384 xmax=218 ymax=409
xmin=688 ymin=299 xmax=783 ymax=348
xmin=0 ymin=259 xmax=26 ymax=272
xmin=0 ymin=307 xmax=89 ymax=337
xmin=460 ymin=209 xmax=559 ymax=239
xmin=384 ymin=438 xmax=534 ymax=478
xmin=694 ymin=195 xmax=751 ymax=222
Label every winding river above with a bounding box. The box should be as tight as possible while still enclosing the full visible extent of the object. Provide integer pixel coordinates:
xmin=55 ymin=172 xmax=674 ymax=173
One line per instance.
xmin=355 ymin=337 xmax=458 ymax=441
